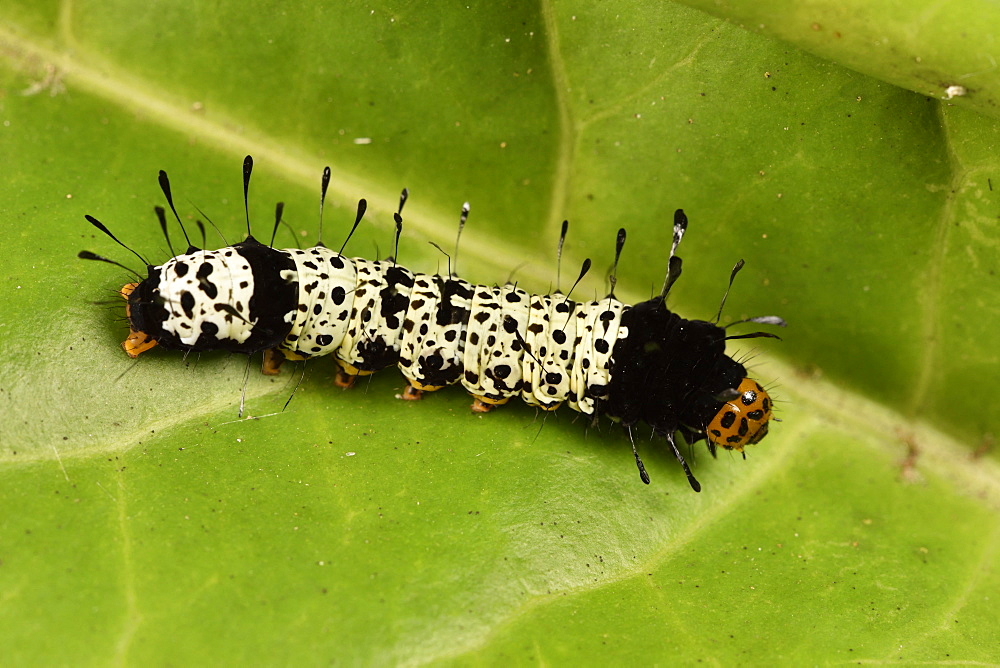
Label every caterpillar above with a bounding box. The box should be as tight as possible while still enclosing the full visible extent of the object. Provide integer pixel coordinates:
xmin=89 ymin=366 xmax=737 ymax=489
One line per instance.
xmin=80 ymin=156 xmax=785 ymax=492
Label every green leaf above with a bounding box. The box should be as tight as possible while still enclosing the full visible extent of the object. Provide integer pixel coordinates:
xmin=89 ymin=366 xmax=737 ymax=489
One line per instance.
xmin=1 ymin=1 xmax=998 ymax=664
xmin=677 ymin=0 xmax=1000 ymax=118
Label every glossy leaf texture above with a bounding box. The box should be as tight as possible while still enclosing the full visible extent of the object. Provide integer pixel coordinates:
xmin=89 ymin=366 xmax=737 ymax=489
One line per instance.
xmin=1 ymin=1 xmax=998 ymax=664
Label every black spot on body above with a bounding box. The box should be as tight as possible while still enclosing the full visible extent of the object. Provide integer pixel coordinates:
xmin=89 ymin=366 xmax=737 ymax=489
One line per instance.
xmin=180 ymin=291 xmax=195 ymax=319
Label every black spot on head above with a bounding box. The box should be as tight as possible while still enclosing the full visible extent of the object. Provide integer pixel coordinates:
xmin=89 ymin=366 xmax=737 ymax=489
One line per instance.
xmin=720 ymin=411 xmax=736 ymax=429
xmin=747 ymin=409 xmax=764 ymax=420
xmin=738 ymin=417 xmax=749 ymax=436
xmin=741 ymin=390 xmax=758 ymax=406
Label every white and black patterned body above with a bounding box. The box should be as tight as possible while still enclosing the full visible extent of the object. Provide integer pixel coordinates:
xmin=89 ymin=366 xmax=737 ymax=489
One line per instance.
xmin=130 ymin=240 xmax=633 ymax=417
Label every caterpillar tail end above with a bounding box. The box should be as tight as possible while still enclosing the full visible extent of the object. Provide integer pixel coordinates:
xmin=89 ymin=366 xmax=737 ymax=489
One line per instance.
xmin=119 ymin=282 xmax=157 ymax=358
xmin=122 ymin=329 xmax=158 ymax=358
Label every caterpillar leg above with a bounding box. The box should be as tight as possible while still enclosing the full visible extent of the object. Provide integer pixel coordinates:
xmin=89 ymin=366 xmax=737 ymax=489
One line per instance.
xmin=401 ymin=378 xmax=445 ymax=401
xmin=334 ymin=361 xmax=374 ymax=389
xmin=262 ymin=348 xmax=286 ymax=376
xmin=335 ymin=369 xmax=359 ymax=389
xmin=471 ymin=395 xmax=510 ymax=413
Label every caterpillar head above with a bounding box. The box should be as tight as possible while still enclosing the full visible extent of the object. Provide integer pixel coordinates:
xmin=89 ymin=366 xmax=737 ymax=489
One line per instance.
xmin=705 ymin=378 xmax=773 ymax=455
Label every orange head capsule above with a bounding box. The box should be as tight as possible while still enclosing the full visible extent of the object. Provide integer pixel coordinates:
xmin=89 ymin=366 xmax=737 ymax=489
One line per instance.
xmin=707 ymin=378 xmax=773 ymax=454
